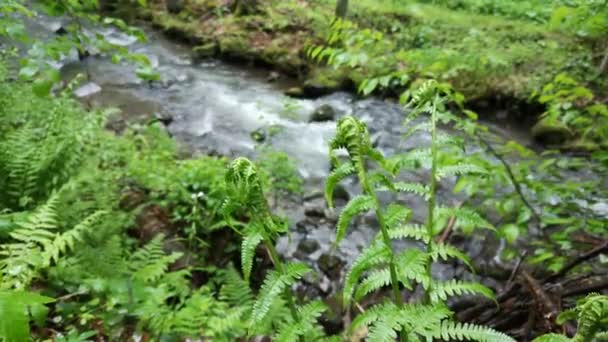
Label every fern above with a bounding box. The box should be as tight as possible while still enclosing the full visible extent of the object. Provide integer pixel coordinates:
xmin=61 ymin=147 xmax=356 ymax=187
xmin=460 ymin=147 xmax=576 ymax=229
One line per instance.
xmin=327 ymin=81 xmax=512 ymax=341
xmin=241 ymin=228 xmax=264 ymax=282
xmin=343 ymin=240 xmax=391 ymax=305
xmin=325 ymin=162 xmax=356 ymax=208
xmin=430 ymin=280 xmax=495 ymax=303
xmin=250 ymin=262 xmax=311 ymax=326
xmin=429 ymin=321 xmax=516 ymax=342
xmin=129 ymin=234 xmax=183 ymax=283
xmin=336 ymin=194 xmax=375 ymax=243
xmin=0 ymin=193 xmax=102 ymax=289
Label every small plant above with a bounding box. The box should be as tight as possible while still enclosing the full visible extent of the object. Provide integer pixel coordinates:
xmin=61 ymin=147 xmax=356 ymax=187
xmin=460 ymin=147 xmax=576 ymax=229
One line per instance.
xmin=224 ymin=157 xmax=333 ymax=341
xmin=534 ymin=293 xmax=608 ymax=342
xmin=326 ymin=80 xmax=514 ymax=341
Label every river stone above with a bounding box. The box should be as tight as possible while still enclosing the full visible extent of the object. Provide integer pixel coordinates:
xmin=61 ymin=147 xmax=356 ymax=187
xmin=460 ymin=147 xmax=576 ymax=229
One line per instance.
xmin=309 ymin=104 xmax=336 ymax=122
xmin=318 ymin=253 xmax=345 ymax=280
xmin=266 ymin=71 xmax=280 ymax=82
xmin=285 ymin=87 xmax=304 ymax=98
xmin=590 ymin=202 xmax=608 ymax=217
xmin=74 ymin=82 xmax=102 ymax=98
xmin=250 ymin=128 xmax=266 ymax=143
xmin=531 ymin=117 xmax=573 ymax=145
xmin=294 ymin=239 xmax=320 ymax=259
xmin=154 ymin=112 xmax=174 ymax=126
xmin=166 ymin=0 xmax=185 ymax=13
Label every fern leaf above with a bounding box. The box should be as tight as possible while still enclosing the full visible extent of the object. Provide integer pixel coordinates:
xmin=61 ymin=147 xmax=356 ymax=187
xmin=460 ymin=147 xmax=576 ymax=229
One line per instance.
xmin=336 ymin=195 xmax=375 ymax=243
xmin=396 ymin=249 xmax=430 ymax=288
xmin=387 ymin=224 xmax=429 ymax=243
xmin=343 ymin=241 xmax=390 ymax=305
xmin=130 ymin=234 xmax=182 ymax=283
xmin=430 ymin=321 xmax=516 ymax=342
xmin=219 ymin=266 xmax=254 ymax=308
xmin=392 ymin=182 xmax=430 ymax=199
xmin=250 ymin=262 xmax=311 ymax=326
xmin=431 ymin=243 xmax=474 ymax=271
xmin=354 ymin=268 xmax=396 ymax=301
xmin=384 ymin=203 xmax=412 ymax=228
xmin=436 ymin=206 xmax=494 ymax=232
xmin=430 ymin=280 xmax=495 ymax=303
xmin=241 ymin=230 xmax=264 ymax=282
xmin=325 ymin=162 xmax=355 ymax=208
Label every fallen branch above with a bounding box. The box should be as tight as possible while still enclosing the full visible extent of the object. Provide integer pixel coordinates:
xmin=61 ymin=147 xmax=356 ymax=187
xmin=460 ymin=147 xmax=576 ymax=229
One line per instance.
xmin=545 ymin=240 xmax=608 ymax=283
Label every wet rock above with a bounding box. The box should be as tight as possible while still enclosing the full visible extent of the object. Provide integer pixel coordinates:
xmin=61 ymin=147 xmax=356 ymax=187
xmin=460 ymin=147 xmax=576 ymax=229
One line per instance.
xmin=166 ymin=0 xmax=185 ymax=13
xmin=250 ymin=127 xmax=266 ymax=143
xmin=294 ymin=239 xmax=320 ymax=259
xmin=531 ymin=117 xmax=573 ymax=145
xmin=563 ymin=137 xmax=600 ymax=152
xmin=304 ymin=202 xmax=326 ymax=219
xmin=74 ymin=82 xmax=101 ymax=98
xmin=318 ymin=253 xmax=345 ymax=280
xmin=318 ymin=275 xmax=332 ymax=293
xmin=309 ymin=104 xmax=336 ymax=122
xmin=266 ymin=71 xmax=280 ymax=82
xmin=193 ymin=43 xmax=217 ymax=59
xmin=285 ymin=87 xmax=304 ymax=98
xmin=119 ymin=187 xmax=147 ymax=210
xmin=331 ymin=184 xmax=350 ymax=205
xmin=154 ymin=112 xmax=174 ymax=126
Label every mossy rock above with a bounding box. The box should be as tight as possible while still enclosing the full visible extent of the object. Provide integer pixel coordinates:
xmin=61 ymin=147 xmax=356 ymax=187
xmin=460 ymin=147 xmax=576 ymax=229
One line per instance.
xmin=531 ymin=117 xmax=573 ymax=146
xmin=193 ymin=42 xmax=218 ymax=59
xmin=302 ymin=67 xmax=346 ymax=97
xmin=218 ymin=35 xmax=252 ymax=59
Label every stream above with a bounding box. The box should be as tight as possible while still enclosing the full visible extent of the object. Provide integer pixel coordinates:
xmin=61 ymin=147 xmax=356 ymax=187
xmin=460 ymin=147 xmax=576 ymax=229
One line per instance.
xmin=25 ymin=18 xmax=608 ymax=297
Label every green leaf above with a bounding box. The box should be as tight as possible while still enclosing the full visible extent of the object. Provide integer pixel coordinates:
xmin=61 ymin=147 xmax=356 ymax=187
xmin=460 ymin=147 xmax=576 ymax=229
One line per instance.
xmin=0 ymin=291 xmax=54 ymax=342
xmin=241 ymin=230 xmax=264 ymax=282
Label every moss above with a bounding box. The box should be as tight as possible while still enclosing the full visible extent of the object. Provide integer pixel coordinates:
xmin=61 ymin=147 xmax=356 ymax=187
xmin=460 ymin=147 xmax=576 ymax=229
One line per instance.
xmin=531 ymin=117 xmax=573 ymax=146
xmin=217 ymin=34 xmax=252 ymax=59
xmin=193 ymin=42 xmax=218 ymax=59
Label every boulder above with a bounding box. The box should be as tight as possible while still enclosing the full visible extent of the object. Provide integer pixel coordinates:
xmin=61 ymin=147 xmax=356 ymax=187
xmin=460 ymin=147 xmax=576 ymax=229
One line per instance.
xmin=250 ymin=127 xmax=266 ymax=143
xmin=309 ymin=104 xmax=336 ymax=122
xmin=318 ymin=253 xmax=345 ymax=280
xmin=531 ymin=117 xmax=573 ymax=145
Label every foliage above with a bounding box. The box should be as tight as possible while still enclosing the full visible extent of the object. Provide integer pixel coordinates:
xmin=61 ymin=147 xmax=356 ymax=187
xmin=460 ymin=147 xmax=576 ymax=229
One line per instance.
xmin=326 ymin=81 xmax=513 ymax=341
xmin=534 ymin=294 xmax=608 ymax=342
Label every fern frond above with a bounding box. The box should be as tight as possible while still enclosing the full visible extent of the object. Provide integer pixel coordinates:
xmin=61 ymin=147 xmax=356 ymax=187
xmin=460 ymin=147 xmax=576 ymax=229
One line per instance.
xmin=430 ymin=321 xmax=516 ymax=342
xmin=383 ymin=149 xmax=431 ymax=174
xmin=430 ymin=280 xmax=494 ymax=303
xmin=250 ymin=262 xmax=311 ymax=326
xmin=325 ymin=162 xmax=355 ymax=208
xmin=392 ymin=182 xmax=430 ymax=199
xmin=431 ymin=243 xmax=474 ymax=271
xmin=572 ymin=293 xmax=608 ymax=342
xmin=384 ymin=203 xmax=412 ymax=228
xmin=387 ymin=224 xmax=429 ymax=243
xmin=336 ymin=195 xmax=375 ymax=243
xmin=219 ymin=266 xmax=254 ymax=308
xmin=42 ymin=210 xmax=106 ymax=266
xmin=354 ymin=268 xmax=396 ymax=301
xmin=436 ymin=206 xmax=494 ymax=232
xmin=241 ymin=229 xmax=264 ymax=282
xmin=330 ymin=117 xmax=370 ymax=166
xmin=343 ymin=241 xmax=390 ymax=305
xmin=396 ymin=249 xmax=430 ymax=288
xmin=275 ymin=300 xmax=327 ymax=342
xmin=129 ymin=234 xmax=182 ymax=283
xmin=350 ymin=302 xmax=398 ymax=336
xmin=0 ymin=290 xmax=54 ymax=342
